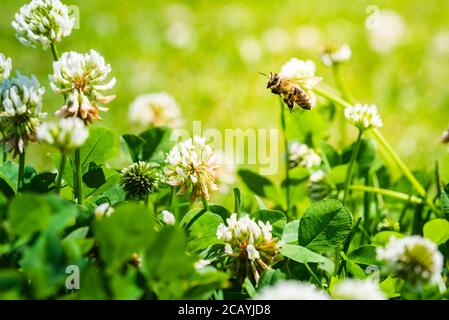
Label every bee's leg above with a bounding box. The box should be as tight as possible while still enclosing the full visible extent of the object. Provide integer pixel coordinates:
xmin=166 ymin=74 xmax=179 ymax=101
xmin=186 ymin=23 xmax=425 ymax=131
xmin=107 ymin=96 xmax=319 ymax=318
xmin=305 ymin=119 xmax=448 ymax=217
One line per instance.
xmin=285 ymin=94 xmax=294 ymax=112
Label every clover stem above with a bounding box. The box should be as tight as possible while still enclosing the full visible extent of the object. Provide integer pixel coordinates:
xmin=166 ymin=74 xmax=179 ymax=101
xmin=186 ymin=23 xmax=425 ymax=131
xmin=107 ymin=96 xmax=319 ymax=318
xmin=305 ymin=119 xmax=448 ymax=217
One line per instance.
xmin=50 ymin=42 xmax=60 ymax=61
xmin=55 ymin=152 xmax=66 ymax=194
xmin=170 ymin=186 xmax=178 ymax=216
xmin=202 ymin=196 xmax=209 ymax=211
xmin=343 ymin=130 xmax=363 ymax=206
xmin=0 ymin=130 xmax=6 ymax=164
xmin=312 ymin=87 xmax=437 ymax=212
xmin=348 ymin=184 xmax=423 ymax=204
xmin=74 ymin=148 xmax=82 ymax=204
xmin=304 ymin=262 xmax=322 ymax=289
xmin=280 ymin=98 xmax=290 ymax=216
xmin=18 ymin=151 xmax=25 ymax=192
xmin=337 ymin=217 xmax=362 ymax=276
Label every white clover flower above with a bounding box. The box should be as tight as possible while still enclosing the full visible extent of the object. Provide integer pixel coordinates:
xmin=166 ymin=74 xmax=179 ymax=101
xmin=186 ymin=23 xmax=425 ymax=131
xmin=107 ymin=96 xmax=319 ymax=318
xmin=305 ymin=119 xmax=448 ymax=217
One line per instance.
xmin=216 ymin=213 xmax=282 ymax=283
xmin=49 ymin=50 xmax=116 ymax=123
xmin=194 ymin=259 xmax=212 ymax=270
xmin=37 ymin=117 xmax=89 ymax=153
xmin=279 ymin=59 xmax=320 ymax=87
xmin=246 ymin=244 xmax=260 ymax=261
xmin=12 ymin=0 xmax=75 ymax=50
xmin=95 ymin=203 xmax=114 ymax=219
xmin=294 ymin=25 xmax=322 ymax=50
xmin=288 ymin=140 xmax=321 ymax=169
xmin=377 ymin=216 xmax=400 ymax=232
xmin=0 ymin=72 xmax=46 ymax=155
xmin=377 ymin=236 xmax=444 ymax=285
xmin=344 ymin=104 xmax=383 ymax=131
xmin=255 ymin=281 xmax=330 ymax=300
xmin=161 ymin=209 xmax=176 ymax=225
xmin=321 ymin=43 xmax=352 ymax=66
xmin=0 ymin=54 xmax=12 ymax=82
xmin=239 ymin=37 xmax=263 ymax=64
xmin=224 ymin=243 xmax=233 ymax=255
xmin=262 ymin=28 xmax=290 ymax=54
xmin=166 ymin=21 xmax=195 ymax=49
xmin=164 ymin=136 xmax=219 ymax=202
xmin=128 ymin=92 xmax=183 ymax=129
xmin=332 ymin=279 xmax=386 ymax=300
xmin=310 ymin=170 xmax=325 ymax=183
xmin=432 ymin=31 xmax=449 ymax=56
xmin=366 ymin=10 xmax=406 ymax=54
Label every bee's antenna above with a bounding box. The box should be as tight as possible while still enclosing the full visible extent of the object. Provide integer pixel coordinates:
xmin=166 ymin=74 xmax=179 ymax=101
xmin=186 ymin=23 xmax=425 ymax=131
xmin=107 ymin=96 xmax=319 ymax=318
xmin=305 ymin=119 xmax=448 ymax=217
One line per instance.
xmin=259 ymin=72 xmax=268 ymax=77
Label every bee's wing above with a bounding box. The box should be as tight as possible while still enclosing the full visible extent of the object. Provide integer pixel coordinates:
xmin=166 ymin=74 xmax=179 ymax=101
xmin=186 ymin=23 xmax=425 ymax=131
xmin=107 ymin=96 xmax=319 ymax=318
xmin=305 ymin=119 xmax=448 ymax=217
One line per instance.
xmin=290 ymin=76 xmax=323 ymax=87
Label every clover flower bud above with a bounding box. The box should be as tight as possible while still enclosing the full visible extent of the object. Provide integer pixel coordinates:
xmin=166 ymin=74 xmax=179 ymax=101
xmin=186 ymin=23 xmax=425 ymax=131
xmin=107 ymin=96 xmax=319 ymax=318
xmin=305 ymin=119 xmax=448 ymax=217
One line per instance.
xmin=161 ymin=209 xmax=176 ymax=225
xmin=120 ymin=161 xmax=160 ymax=200
xmin=0 ymin=54 xmax=12 ymax=82
xmin=37 ymin=117 xmax=88 ymax=153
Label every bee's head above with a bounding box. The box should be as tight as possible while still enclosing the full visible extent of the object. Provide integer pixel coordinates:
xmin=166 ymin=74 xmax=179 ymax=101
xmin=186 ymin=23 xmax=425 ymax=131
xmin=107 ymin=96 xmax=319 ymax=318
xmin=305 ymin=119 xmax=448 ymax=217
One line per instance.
xmin=266 ymin=72 xmax=280 ymax=89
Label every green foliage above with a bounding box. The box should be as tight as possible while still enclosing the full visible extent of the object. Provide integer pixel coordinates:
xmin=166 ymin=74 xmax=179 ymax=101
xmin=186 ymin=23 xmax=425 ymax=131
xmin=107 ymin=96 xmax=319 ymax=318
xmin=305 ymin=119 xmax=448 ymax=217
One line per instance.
xmin=0 ymin=161 xmax=18 ymax=198
xmin=94 ymin=203 xmax=154 ymax=268
xmin=423 ymin=219 xmax=449 ymax=245
xmin=249 ymin=209 xmax=286 ymax=237
xmin=238 ymin=169 xmax=283 ymax=206
xmin=181 ymin=208 xmax=224 ymax=252
xmin=122 ymin=127 xmax=174 ymax=164
xmin=298 ymin=199 xmax=352 ymax=253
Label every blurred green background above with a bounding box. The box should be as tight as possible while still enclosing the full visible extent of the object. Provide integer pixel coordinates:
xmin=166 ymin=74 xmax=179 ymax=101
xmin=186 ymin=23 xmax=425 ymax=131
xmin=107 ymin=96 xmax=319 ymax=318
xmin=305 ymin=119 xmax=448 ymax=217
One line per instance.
xmin=1 ymin=0 xmax=449 ymax=187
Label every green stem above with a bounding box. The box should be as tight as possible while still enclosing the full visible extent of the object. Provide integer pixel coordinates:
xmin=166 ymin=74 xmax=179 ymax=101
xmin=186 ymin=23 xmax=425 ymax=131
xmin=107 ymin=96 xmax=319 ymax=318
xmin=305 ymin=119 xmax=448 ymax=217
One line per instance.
xmin=170 ymin=186 xmax=176 ymax=208
xmin=74 ymin=148 xmax=82 ymax=204
xmin=343 ymin=130 xmax=363 ymax=205
xmin=170 ymin=186 xmax=178 ymax=217
xmin=370 ymin=129 xmax=426 ymax=197
xmin=50 ymin=42 xmax=60 ymax=61
xmin=337 ymin=217 xmax=362 ymax=276
xmin=0 ymin=130 xmax=5 ymax=164
xmin=363 ymin=174 xmax=371 ymax=237
xmin=55 ymin=153 xmax=66 ymax=194
xmin=201 ymin=197 xmax=209 ymax=211
xmin=313 ymin=87 xmax=437 ymax=212
xmin=18 ymin=152 xmax=25 ymax=192
xmin=349 ymin=185 xmax=423 ymax=204
xmin=370 ymin=171 xmax=385 ymax=208
xmin=313 ymin=86 xmax=352 ymax=109
xmin=280 ymin=99 xmax=290 ymax=215
xmin=304 ymin=263 xmax=322 ymax=289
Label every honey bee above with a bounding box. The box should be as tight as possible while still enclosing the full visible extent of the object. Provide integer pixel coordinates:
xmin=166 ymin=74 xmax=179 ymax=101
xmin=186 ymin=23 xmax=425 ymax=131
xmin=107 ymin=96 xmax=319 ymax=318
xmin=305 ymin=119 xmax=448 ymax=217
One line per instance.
xmin=262 ymin=72 xmax=320 ymax=112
